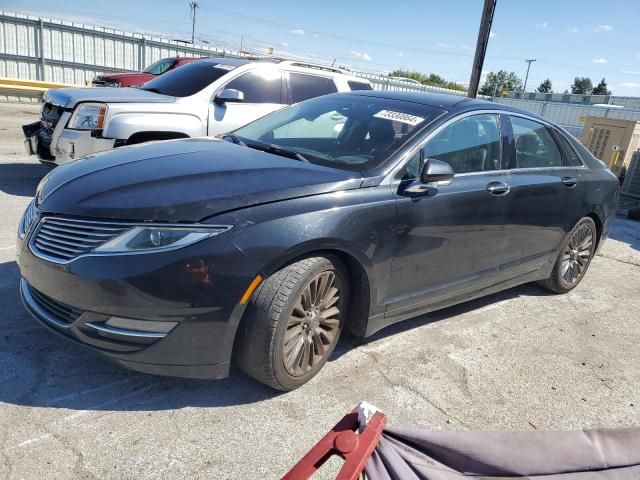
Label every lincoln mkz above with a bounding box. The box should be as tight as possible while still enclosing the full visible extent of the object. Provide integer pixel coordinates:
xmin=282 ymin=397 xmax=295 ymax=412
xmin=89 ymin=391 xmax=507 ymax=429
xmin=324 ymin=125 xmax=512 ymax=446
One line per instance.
xmin=17 ymin=91 xmax=619 ymax=390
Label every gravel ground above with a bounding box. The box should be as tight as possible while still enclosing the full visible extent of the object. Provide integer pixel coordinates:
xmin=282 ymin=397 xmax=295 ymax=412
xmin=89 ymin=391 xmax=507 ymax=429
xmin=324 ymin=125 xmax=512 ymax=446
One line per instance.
xmin=1 ymin=103 xmax=639 ymax=479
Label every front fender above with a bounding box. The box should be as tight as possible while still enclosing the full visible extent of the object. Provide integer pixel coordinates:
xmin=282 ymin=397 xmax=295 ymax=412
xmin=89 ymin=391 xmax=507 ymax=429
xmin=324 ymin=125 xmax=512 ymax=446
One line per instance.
xmin=211 ymin=187 xmax=398 ymax=320
xmin=104 ymin=112 xmax=206 ymax=139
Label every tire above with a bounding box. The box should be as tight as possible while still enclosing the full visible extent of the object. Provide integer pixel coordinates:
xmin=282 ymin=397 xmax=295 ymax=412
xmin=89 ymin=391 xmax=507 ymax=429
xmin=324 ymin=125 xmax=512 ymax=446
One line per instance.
xmin=235 ymin=256 xmax=349 ymax=391
xmin=537 ymin=217 xmax=597 ymax=294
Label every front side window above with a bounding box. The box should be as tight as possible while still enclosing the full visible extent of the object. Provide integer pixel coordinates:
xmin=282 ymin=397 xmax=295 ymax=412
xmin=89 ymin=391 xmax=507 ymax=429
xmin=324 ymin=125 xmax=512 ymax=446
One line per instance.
xmin=289 ymin=73 xmax=338 ymax=103
xmin=423 ymin=114 xmax=501 ymax=173
xmin=511 ymin=116 xmax=562 ymax=168
xmin=232 ymin=95 xmax=443 ymax=171
xmin=224 ymin=69 xmax=283 ymax=104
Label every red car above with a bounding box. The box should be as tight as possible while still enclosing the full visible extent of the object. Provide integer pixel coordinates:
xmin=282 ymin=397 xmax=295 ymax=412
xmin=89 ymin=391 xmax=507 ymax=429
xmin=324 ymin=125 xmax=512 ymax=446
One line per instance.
xmin=92 ymin=57 xmax=201 ymax=88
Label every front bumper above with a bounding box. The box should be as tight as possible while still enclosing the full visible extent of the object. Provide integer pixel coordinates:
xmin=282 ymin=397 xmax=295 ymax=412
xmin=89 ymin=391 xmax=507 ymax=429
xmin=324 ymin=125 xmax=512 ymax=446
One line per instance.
xmin=23 ymin=120 xmax=116 ymax=165
xmin=17 ymin=231 xmax=256 ymax=379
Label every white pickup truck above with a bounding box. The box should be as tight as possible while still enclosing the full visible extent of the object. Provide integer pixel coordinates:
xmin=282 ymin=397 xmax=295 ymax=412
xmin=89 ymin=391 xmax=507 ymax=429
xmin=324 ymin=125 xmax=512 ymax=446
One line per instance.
xmin=22 ymin=58 xmax=372 ymax=165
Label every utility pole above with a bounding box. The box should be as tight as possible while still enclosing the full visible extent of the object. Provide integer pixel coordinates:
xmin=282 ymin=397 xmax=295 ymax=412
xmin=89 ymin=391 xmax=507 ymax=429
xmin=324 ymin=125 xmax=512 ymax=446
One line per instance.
xmin=189 ymin=1 xmax=199 ymax=44
xmin=467 ymin=0 xmax=497 ymax=98
xmin=523 ymin=59 xmax=536 ymax=92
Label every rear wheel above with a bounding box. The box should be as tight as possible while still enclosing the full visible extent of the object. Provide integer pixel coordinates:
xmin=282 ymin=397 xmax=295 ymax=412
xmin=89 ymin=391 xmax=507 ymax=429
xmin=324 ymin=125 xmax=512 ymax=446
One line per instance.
xmin=235 ymin=256 xmax=348 ymax=391
xmin=538 ymin=217 xmax=597 ymax=294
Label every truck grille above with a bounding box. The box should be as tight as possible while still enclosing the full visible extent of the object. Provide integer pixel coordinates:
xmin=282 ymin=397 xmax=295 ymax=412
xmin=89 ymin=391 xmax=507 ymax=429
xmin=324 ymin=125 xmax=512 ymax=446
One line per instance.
xmin=36 ymin=102 xmax=67 ymax=161
xmin=29 ymin=285 xmax=84 ymax=325
xmin=30 ymin=217 xmax=134 ymax=262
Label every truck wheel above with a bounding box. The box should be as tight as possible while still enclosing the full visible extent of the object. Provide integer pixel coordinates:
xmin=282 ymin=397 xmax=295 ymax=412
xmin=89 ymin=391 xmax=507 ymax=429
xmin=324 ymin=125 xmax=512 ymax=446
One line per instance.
xmin=537 ymin=217 xmax=597 ymax=294
xmin=235 ymin=256 xmax=349 ymax=391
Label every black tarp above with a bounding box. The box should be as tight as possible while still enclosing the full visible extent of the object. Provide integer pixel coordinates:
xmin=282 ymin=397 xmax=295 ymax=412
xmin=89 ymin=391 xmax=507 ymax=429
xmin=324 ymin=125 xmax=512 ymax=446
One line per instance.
xmin=365 ymin=427 xmax=640 ymax=479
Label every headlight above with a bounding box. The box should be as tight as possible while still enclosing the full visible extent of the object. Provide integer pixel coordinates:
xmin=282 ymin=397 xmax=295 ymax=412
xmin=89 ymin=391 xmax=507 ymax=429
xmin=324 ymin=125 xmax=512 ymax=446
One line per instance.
xmin=68 ymin=103 xmax=108 ymax=130
xmin=93 ymin=226 xmax=231 ymax=254
xmin=104 ymin=81 xmax=121 ymax=88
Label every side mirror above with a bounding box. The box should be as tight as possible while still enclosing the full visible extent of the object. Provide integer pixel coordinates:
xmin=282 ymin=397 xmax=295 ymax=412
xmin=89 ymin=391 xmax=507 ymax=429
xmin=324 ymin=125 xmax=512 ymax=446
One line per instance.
xmin=420 ymin=158 xmax=454 ymax=185
xmin=404 ymin=158 xmax=454 ymax=195
xmin=214 ymin=89 xmax=244 ymax=104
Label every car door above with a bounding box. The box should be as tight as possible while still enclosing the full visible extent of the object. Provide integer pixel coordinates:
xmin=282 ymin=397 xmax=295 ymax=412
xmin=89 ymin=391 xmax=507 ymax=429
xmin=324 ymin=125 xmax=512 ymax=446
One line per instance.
xmin=385 ymin=112 xmax=513 ymax=321
xmin=208 ymin=67 xmax=286 ymax=136
xmin=498 ymin=114 xmax=586 ymax=273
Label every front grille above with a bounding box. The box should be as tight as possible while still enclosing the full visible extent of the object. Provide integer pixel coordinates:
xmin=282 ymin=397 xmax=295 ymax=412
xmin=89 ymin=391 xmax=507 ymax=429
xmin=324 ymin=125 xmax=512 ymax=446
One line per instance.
xmin=29 ymin=285 xmax=84 ymax=325
xmin=30 ymin=217 xmax=133 ymax=262
xmin=34 ymin=102 xmax=64 ymax=160
xmin=19 ymin=200 xmax=39 ymax=237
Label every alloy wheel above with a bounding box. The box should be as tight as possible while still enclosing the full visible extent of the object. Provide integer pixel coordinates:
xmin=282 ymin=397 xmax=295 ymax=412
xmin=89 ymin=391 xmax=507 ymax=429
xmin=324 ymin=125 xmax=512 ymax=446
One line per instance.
xmin=283 ymin=271 xmax=341 ymax=376
xmin=561 ymin=224 xmax=594 ymax=284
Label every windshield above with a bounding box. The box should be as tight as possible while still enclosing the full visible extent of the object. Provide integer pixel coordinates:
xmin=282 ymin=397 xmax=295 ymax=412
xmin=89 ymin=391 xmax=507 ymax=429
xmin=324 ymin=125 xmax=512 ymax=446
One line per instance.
xmin=232 ymin=94 xmax=443 ymax=171
xmin=140 ymin=62 xmax=234 ymax=97
xmin=143 ymin=58 xmax=175 ymax=75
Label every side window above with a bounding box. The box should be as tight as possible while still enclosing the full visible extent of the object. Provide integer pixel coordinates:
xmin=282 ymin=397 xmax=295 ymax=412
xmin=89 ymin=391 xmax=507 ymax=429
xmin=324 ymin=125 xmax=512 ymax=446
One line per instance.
xmin=289 ymin=73 xmax=338 ymax=104
xmin=396 ymin=151 xmax=422 ymax=180
xmin=511 ymin=116 xmax=562 ymax=168
xmin=347 ymin=80 xmax=372 ymax=91
xmin=422 ymin=114 xmax=501 ymax=174
xmin=555 ymin=131 xmax=584 ymax=166
xmin=223 ymin=70 xmax=282 ymax=104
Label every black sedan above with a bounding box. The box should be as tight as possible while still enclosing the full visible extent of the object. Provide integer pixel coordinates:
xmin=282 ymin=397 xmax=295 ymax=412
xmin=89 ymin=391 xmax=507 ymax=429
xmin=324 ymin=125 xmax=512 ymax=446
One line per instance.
xmin=17 ymin=91 xmax=619 ymax=390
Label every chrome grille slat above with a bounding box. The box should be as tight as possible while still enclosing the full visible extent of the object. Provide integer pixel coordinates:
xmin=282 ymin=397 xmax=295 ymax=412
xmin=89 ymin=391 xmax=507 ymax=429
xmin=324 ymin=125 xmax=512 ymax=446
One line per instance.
xmin=34 ymin=241 xmax=78 ymax=258
xmin=35 ymin=238 xmax=84 ymax=253
xmin=45 ymin=219 xmax=129 ymax=231
xmin=39 ymin=224 xmax=119 ymax=238
xmin=37 ymin=231 xmax=98 ymax=247
xmin=30 ymin=216 xmax=136 ymax=263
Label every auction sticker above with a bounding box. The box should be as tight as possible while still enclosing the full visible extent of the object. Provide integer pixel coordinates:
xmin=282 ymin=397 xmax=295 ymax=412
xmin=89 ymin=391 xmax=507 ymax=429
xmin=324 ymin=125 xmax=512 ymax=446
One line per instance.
xmin=214 ymin=64 xmax=236 ymax=71
xmin=373 ymin=110 xmax=424 ymax=126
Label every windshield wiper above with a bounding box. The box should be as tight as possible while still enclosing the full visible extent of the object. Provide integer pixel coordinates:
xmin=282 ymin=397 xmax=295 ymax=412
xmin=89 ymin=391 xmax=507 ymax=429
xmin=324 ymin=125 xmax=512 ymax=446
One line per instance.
xmin=244 ymin=141 xmax=309 ymax=163
xmin=141 ymin=87 xmax=167 ymax=95
xmin=221 ymin=134 xmax=246 ymax=146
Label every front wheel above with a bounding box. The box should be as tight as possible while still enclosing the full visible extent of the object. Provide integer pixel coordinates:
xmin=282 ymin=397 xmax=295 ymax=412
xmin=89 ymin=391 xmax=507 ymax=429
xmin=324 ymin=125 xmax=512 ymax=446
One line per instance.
xmin=538 ymin=217 xmax=597 ymax=294
xmin=235 ymin=256 xmax=349 ymax=391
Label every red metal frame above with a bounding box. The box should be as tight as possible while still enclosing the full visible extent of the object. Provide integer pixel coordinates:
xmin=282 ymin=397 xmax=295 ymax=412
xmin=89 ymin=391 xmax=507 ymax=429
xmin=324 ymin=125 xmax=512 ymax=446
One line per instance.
xmin=282 ymin=408 xmax=386 ymax=480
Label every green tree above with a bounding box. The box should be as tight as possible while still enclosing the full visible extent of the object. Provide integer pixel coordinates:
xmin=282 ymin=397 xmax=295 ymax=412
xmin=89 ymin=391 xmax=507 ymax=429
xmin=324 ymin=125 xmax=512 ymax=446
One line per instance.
xmin=536 ymin=78 xmax=553 ymax=93
xmin=388 ymin=69 xmax=466 ymax=92
xmin=592 ymin=78 xmax=612 ymax=95
xmin=571 ymin=77 xmax=593 ymax=94
xmin=479 ymin=70 xmax=523 ymax=97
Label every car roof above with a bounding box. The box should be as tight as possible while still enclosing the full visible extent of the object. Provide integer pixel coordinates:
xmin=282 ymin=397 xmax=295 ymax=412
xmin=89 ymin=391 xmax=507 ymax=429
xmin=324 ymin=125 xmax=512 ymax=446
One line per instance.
xmin=191 ymin=57 xmax=368 ymax=81
xmin=343 ymin=90 xmax=556 ymax=123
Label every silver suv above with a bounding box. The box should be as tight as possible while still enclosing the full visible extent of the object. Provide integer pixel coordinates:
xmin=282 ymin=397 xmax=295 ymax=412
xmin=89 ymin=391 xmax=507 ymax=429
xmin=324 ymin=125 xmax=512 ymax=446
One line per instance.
xmin=22 ymin=58 xmax=372 ymax=165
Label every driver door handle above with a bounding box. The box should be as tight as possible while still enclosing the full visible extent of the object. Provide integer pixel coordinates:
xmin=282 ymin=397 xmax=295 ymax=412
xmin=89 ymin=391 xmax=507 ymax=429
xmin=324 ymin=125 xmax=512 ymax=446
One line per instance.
xmin=562 ymin=176 xmax=578 ymax=188
xmin=486 ymin=181 xmax=511 ymax=195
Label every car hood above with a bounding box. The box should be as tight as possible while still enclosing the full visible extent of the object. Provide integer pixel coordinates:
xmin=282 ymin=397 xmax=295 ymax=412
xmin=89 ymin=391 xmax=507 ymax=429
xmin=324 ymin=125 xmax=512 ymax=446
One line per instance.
xmin=37 ymin=138 xmax=364 ymax=222
xmin=45 ymin=87 xmax=175 ymax=109
xmin=97 ymin=72 xmax=151 ymax=81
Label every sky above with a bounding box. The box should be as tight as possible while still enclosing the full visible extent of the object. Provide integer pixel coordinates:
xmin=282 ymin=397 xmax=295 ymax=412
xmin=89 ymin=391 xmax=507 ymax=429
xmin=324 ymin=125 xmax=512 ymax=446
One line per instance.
xmin=4 ymin=0 xmax=640 ymax=96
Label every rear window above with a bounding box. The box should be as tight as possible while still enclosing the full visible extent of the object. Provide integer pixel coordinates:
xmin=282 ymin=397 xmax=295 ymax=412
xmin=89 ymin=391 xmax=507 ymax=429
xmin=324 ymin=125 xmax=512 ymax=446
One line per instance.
xmin=289 ymin=73 xmax=338 ymax=103
xmin=140 ymin=62 xmax=234 ymax=97
xmin=555 ymin=131 xmax=584 ymax=167
xmin=347 ymin=81 xmax=372 ymax=91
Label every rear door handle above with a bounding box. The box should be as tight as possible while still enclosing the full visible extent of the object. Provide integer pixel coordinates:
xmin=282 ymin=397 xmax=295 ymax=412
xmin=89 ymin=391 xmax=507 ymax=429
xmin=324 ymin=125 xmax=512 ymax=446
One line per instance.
xmin=562 ymin=176 xmax=577 ymax=188
xmin=486 ymin=181 xmax=511 ymax=195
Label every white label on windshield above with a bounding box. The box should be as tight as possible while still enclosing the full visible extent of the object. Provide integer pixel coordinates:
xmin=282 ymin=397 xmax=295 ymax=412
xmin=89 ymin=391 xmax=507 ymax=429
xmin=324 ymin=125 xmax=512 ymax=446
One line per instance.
xmin=214 ymin=64 xmax=236 ymax=71
xmin=373 ymin=110 xmax=424 ymax=126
